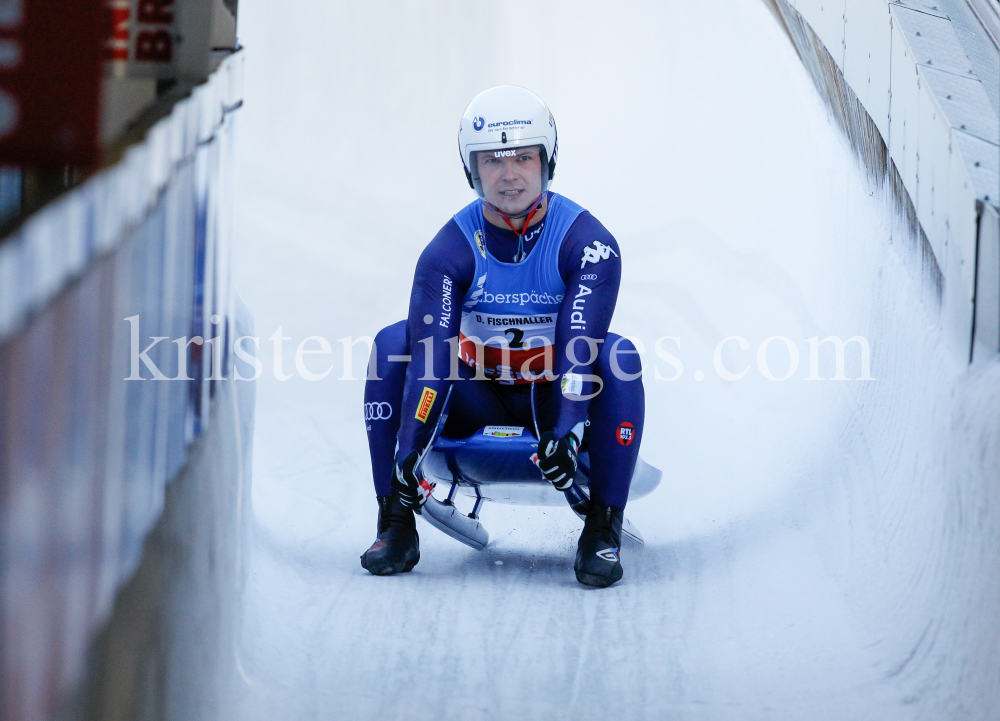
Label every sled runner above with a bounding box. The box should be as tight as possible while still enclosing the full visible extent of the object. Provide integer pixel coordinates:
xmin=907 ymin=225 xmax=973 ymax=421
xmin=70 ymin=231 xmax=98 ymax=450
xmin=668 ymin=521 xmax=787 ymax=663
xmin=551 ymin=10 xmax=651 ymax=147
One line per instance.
xmin=413 ymin=387 xmax=662 ymax=551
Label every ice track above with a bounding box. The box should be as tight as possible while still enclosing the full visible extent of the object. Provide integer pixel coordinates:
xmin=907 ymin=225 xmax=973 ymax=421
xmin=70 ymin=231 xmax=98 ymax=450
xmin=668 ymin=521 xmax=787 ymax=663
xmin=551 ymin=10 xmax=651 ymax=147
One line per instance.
xmin=229 ymin=1 xmax=1000 ymax=719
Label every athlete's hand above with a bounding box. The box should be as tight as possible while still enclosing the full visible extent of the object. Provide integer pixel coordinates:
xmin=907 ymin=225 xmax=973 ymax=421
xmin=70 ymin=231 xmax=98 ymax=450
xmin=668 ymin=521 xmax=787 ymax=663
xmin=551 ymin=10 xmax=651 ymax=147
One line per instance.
xmin=532 ymin=430 xmax=579 ymax=491
xmin=394 ymin=451 xmax=436 ymax=511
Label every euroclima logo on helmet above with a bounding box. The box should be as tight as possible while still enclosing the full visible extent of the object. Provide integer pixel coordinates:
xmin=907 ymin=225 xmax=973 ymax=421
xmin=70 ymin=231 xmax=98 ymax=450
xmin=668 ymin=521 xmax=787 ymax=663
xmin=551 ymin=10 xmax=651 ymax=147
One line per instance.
xmin=487 ymin=119 xmax=533 ymax=129
xmin=473 ymin=116 xmax=485 ymax=131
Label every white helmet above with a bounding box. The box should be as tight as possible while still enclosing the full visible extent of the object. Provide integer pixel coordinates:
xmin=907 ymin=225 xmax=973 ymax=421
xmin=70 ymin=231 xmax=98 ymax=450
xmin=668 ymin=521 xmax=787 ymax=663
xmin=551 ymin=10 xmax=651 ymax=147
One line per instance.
xmin=458 ymin=85 xmax=558 ymax=199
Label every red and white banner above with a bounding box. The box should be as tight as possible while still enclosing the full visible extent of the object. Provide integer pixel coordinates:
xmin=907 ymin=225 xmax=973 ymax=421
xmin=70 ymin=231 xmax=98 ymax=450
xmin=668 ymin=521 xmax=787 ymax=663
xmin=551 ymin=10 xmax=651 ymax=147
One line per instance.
xmin=106 ymin=0 xmax=177 ymax=77
xmin=105 ymin=0 xmax=214 ymax=80
xmin=0 ymin=0 xmax=225 ymax=163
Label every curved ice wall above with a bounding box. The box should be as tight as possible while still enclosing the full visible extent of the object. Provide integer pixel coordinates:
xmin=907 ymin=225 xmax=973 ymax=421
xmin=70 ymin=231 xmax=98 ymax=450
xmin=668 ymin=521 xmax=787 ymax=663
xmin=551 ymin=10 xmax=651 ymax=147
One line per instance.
xmin=747 ymin=0 xmax=1000 ymax=713
xmin=0 ymin=53 xmax=253 ymax=721
xmin=765 ymin=0 xmax=999 ymax=356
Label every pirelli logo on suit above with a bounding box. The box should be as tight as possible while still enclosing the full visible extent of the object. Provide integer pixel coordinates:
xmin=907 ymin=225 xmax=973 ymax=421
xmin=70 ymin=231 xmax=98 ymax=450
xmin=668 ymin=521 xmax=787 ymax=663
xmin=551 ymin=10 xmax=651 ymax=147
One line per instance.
xmin=415 ymin=387 xmax=437 ymax=423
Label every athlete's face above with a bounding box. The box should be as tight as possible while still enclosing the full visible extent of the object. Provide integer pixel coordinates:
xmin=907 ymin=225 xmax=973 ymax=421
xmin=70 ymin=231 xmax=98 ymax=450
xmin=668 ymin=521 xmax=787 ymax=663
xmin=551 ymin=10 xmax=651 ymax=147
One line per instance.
xmin=476 ymin=145 xmax=544 ymax=215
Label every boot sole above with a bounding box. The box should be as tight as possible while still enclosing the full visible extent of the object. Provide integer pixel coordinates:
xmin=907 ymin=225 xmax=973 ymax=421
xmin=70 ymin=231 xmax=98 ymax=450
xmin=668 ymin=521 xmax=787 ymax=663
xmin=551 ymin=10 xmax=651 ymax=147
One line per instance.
xmin=575 ymin=566 xmax=623 ymax=588
xmin=361 ymin=553 xmax=420 ymax=576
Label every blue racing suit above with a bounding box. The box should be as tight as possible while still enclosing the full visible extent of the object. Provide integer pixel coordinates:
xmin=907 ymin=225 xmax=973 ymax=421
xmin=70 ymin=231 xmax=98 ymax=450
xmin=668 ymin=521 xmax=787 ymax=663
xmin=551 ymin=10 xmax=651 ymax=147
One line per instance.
xmin=364 ymin=192 xmax=645 ymax=508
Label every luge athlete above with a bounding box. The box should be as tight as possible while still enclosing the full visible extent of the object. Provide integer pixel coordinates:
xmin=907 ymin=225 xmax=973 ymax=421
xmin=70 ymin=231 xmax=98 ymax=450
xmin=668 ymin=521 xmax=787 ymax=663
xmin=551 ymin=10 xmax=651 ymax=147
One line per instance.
xmin=360 ymin=86 xmax=645 ymax=588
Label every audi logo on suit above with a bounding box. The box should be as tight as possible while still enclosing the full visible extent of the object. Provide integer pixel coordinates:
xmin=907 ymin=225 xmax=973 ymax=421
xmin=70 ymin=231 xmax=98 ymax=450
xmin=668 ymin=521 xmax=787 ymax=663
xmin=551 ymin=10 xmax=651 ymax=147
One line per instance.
xmin=365 ymin=402 xmax=393 ymax=421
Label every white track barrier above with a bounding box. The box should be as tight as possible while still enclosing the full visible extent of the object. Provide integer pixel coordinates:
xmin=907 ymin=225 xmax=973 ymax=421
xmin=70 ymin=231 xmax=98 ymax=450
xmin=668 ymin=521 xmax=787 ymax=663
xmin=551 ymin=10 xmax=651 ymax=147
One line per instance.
xmin=765 ymin=0 xmax=999 ymax=358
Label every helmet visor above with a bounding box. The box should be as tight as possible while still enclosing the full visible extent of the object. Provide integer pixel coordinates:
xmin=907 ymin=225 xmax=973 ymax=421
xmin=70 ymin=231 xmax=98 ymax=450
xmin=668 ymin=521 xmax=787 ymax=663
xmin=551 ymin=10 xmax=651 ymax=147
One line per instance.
xmin=470 ymin=144 xmax=549 ymax=216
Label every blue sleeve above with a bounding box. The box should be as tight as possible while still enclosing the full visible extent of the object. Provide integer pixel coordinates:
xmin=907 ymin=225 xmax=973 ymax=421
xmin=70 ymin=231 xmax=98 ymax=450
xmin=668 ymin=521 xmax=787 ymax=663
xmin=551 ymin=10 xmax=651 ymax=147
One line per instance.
xmin=396 ymin=220 xmax=475 ymax=459
xmin=552 ymin=211 xmax=622 ymax=438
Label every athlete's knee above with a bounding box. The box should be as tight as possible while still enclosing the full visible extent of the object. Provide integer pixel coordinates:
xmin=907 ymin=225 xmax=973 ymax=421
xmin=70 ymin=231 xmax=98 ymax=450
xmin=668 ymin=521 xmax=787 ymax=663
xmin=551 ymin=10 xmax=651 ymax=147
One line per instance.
xmin=599 ymin=333 xmax=642 ymax=381
xmin=373 ymin=320 xmax=408 ymax=361
xmin=367 ymin=320 xmax=408 ymax=382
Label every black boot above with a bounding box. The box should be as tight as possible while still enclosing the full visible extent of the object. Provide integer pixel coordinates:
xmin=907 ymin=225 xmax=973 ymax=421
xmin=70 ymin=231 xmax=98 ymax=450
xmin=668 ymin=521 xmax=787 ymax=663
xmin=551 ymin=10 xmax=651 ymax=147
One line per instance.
xmin=360 ymin=494 xmax=419 ymax=575
xmin=575 ymin=503 xmax=624 ymax=588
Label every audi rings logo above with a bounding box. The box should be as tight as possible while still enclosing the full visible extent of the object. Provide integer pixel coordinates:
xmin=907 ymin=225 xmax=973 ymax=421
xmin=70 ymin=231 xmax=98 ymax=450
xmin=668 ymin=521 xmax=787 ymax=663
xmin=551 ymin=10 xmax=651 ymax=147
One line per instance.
xmin=580 ymin=273 xmax=598 ymax=280
xmin=473 ymin=116 xmax=485 ymax=132
xmin=365 ymin=402 xmax=393 ymax=421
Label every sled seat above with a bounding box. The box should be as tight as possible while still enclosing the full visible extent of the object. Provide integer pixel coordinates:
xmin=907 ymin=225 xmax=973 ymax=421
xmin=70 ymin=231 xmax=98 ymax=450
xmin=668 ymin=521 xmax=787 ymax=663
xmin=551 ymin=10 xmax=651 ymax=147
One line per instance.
xmin=421 ymin=425 xmax=662 ymax=507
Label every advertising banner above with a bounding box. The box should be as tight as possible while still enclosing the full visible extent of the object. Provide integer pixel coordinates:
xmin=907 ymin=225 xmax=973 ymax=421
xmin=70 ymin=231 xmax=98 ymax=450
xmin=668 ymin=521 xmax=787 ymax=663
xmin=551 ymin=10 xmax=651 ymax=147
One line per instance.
xmin=105 ymin=0 xmax=218 ymax=81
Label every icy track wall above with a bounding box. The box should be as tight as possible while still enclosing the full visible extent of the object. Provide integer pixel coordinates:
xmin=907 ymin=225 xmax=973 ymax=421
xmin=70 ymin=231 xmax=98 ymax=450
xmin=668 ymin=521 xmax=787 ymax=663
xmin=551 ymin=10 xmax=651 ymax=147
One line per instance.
xmin=763 ymin=0 xmax=999 ymax=357
xmin=0 ymin=53 xmax=252 ymax=721
xmin=760 ymin=0 xmax=1000 ymax=713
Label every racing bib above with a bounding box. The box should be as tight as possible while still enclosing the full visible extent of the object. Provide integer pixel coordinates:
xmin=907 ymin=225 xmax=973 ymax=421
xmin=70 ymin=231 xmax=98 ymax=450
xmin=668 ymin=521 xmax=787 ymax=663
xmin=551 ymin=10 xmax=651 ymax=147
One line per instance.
xmin=459 ymin=311 xmax=557 ymax=384
xmin=451 ymin=193 xmax=586 ymax=385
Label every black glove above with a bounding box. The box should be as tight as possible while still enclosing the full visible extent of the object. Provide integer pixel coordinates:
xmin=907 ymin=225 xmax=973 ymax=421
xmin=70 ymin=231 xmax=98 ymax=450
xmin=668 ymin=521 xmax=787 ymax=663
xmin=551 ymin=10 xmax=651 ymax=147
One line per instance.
xmin=533 ymin=430 xmax=579 ymax=491
xmin=393 ymin=451 xmax=436 ymax=510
